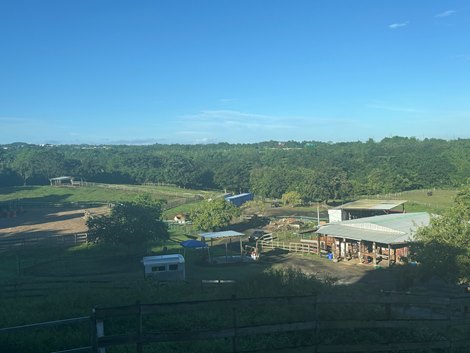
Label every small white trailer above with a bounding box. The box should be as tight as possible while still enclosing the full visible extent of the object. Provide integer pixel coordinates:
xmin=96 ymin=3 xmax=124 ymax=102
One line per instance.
xmin=142 ymin=254 xmax=185 ymax=281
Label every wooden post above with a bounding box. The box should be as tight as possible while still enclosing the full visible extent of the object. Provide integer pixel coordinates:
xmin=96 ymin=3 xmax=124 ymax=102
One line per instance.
xmin=358 ymin=240 xmax=362 ymax=264
xmin=332 ymin=240 xmax=336 ymax=260
xmin=231 ymin=295 xmax=238 ymax=353
xmin=373 ymin=242 xmax=377 ymax=265
xmin=92 ymin=308 xmax=106 ymax=353
xmin=317 ymin=235 xmax=320 ymax=256
xmin=313 ymin=294 xmax=319 ymax=350
xmin=387 ymin=244 xmax=391 ymax=267
xmin=136 ymin=301 xmax=143 ymax=353
xmin=317 ymin=202 xmax=320 ymax=226
xmin=239 ymin=236 xmax=243 ymax=258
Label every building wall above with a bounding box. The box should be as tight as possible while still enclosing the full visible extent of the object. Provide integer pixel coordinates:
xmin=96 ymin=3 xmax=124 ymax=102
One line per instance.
xmin=328 ymin=209 xmax=344 ymax=223
xmin=144 ymin=263 xmax=185 ymax=281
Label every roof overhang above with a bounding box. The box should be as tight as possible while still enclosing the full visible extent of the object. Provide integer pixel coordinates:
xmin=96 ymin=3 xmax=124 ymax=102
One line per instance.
xmin=335 ymin=199 xmax=407 ymax=211
xmin=200 ymin=230 xmax=244 ymax=240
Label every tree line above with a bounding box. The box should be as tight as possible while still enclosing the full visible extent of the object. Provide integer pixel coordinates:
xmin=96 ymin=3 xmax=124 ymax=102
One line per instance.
xmin=1 ymin=137 xmax=469 ymax=201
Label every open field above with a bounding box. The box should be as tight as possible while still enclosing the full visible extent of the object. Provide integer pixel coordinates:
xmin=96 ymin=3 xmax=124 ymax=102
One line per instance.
xmin=0 ymin=184 xmax=218 ymax=203
xmin=369 ymin=188 xmax=458 ymax=214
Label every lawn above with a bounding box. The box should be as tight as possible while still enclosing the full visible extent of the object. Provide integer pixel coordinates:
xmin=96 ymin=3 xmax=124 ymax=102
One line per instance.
xmin=368 ymin=188 xmax=458 ymax=214
xmin=0 ymin=184 xmax=218 ymax=210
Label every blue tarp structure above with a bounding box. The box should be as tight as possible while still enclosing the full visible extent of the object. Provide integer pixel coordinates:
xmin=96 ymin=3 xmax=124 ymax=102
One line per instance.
xmin=180 ymin=239 xmax=208 ymax=248
xmin=180 ymin=239 xmax=210 ymax=260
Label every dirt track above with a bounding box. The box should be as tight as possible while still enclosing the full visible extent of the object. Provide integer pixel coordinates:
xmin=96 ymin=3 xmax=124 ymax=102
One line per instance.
xmin=263 ymin=250 xmax=398 ymax=290
xmin=0 ymin=206 xmax=109 ymax=240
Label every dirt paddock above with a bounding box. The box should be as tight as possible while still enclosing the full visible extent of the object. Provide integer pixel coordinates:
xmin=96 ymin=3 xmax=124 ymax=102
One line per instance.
xmin=0 ymin=206 xmax=109 ymax=240
xmin=263 ymin=249 xmax=398 ymax=290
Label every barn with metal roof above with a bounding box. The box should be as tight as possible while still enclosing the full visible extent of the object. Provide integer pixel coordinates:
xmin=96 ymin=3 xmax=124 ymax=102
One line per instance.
xmin=316 ymin=212 xmax=430 ymax=267
xmin=328 ymin=199 xmax=407 ymax=223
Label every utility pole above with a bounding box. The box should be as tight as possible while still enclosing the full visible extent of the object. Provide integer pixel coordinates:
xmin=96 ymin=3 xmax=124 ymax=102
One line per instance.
xmin=317 ymin=202 xmax=320 ymax=226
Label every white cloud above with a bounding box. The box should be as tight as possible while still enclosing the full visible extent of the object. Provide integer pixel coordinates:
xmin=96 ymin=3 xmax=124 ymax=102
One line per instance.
xmin=435 ymin=10 xmax=456 ymax=18
xmin=388 ymin=21 xmax=409 ymax=29
xmin=173 ymin=109 xmax=357 ymax=143
xmin=180 ymin=110 xmax=294 ymax=130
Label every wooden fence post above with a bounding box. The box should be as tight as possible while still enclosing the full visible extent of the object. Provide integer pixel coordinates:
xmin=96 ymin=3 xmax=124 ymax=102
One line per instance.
xmin=90 ymin=311 xmax=97 ymax=353
xmin=446 ymin=298 xmax=453 ymax=353
xmin=373 ymin=242 xmax=377 ymax=265
xmin=231 ymin=294 xmax=238 ymax=353
xmin=136 ymin=301 xmax=143 ymax=353
xmin=91 ymin=308 xmax=106 ymax=353
xmin=313 ymin=294 xmax=319 ymax=353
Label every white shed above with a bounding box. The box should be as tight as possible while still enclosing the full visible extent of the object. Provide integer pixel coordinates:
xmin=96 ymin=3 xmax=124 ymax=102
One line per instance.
xmin=142 ymin=254 xmax=185 ymax=281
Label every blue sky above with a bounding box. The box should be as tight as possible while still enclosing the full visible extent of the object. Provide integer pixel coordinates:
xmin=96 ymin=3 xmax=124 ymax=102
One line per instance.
xmin=1 ymin=0 xmax=469 ymax=144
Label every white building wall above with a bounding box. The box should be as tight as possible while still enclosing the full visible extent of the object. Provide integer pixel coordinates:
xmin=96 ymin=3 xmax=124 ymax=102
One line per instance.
xmin=328 ymin=209 xmax=344 ymax=223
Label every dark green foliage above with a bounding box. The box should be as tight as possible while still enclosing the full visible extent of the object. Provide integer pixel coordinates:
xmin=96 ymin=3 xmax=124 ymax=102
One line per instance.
xmin=1 ymin=138 xmax=469 ymax=199
xmin=86 ymin=194 xmax=169 ymax=248
xmin=190 ymin=199 xmax=240 ymax=231
xmin=411 ymin=181 xmax=470 ymax=283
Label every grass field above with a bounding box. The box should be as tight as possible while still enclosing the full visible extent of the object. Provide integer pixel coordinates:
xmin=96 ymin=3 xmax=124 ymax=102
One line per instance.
xmin=370 ymin=188 xmax=458 ymax=214
xmin=0 ymin=229 xmax=282 ymax=327
xmin=0 ymin=184 xmax=220 ymax=212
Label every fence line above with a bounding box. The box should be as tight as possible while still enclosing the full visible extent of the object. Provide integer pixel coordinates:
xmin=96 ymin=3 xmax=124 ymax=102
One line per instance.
xmin=1 ymin=293 xmax=469 ymax=353
xmin=0 ymin=233 xmax=88 ymax=252
xmin=259 ymin=239 xmax=328 ymax=256
xmin=92 ymin=294 xmax=470 ymax=352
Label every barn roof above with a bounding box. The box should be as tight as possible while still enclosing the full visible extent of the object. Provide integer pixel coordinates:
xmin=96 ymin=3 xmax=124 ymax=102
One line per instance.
xmin=225 ymin=193 xmax=253 ymax=201
xmin=316 ymin=212 xmax=430 ymax=244
xmin=49 ymin=176 xmax=74 ymax=181
xmin=142 ymin=254 xmax=185 ymax=265
xmin=334 ymin=199 xmax=407 ymax=211
xmin=200 ymin=230 xmax=244 ymax=240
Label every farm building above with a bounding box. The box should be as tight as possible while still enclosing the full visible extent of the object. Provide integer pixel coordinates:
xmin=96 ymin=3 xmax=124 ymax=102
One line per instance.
xmin=315 ymin=212 xmax=430 ymax=267
xmin=49 ymin=176 xmax=83 ymax=186
xmin=200 ymin=230 xmax=247 ymax=263
xmin=328 ymin=199 xmax=407 ymax=223
xmin=224 ymin=193 xmax=254 ymax=207
xmin=142 ymin=254 xmax=185 ymax=281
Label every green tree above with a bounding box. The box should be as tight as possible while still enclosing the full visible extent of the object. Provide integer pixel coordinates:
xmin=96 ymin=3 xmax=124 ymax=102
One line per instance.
xmin=190 ymin=199 xmax=240 ymax=231
xmin=86 ymin=194 xmax=169 ymax=250
xmin=11 ymin=149 xmax=36 ymax=185
xmin=240 ymin=199 xmax=266 ymax=215
xmin=411 ymin=182 xmax=470 ymax=283
xmin=281 ymin=191 xmax=302 ymax=207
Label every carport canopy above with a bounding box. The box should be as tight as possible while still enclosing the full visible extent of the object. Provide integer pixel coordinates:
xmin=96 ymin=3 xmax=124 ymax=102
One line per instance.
xmin=199 ymin=230 xmax=244 ymax=240
xmin=199 ymin=230 xmax=245 ymax=259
